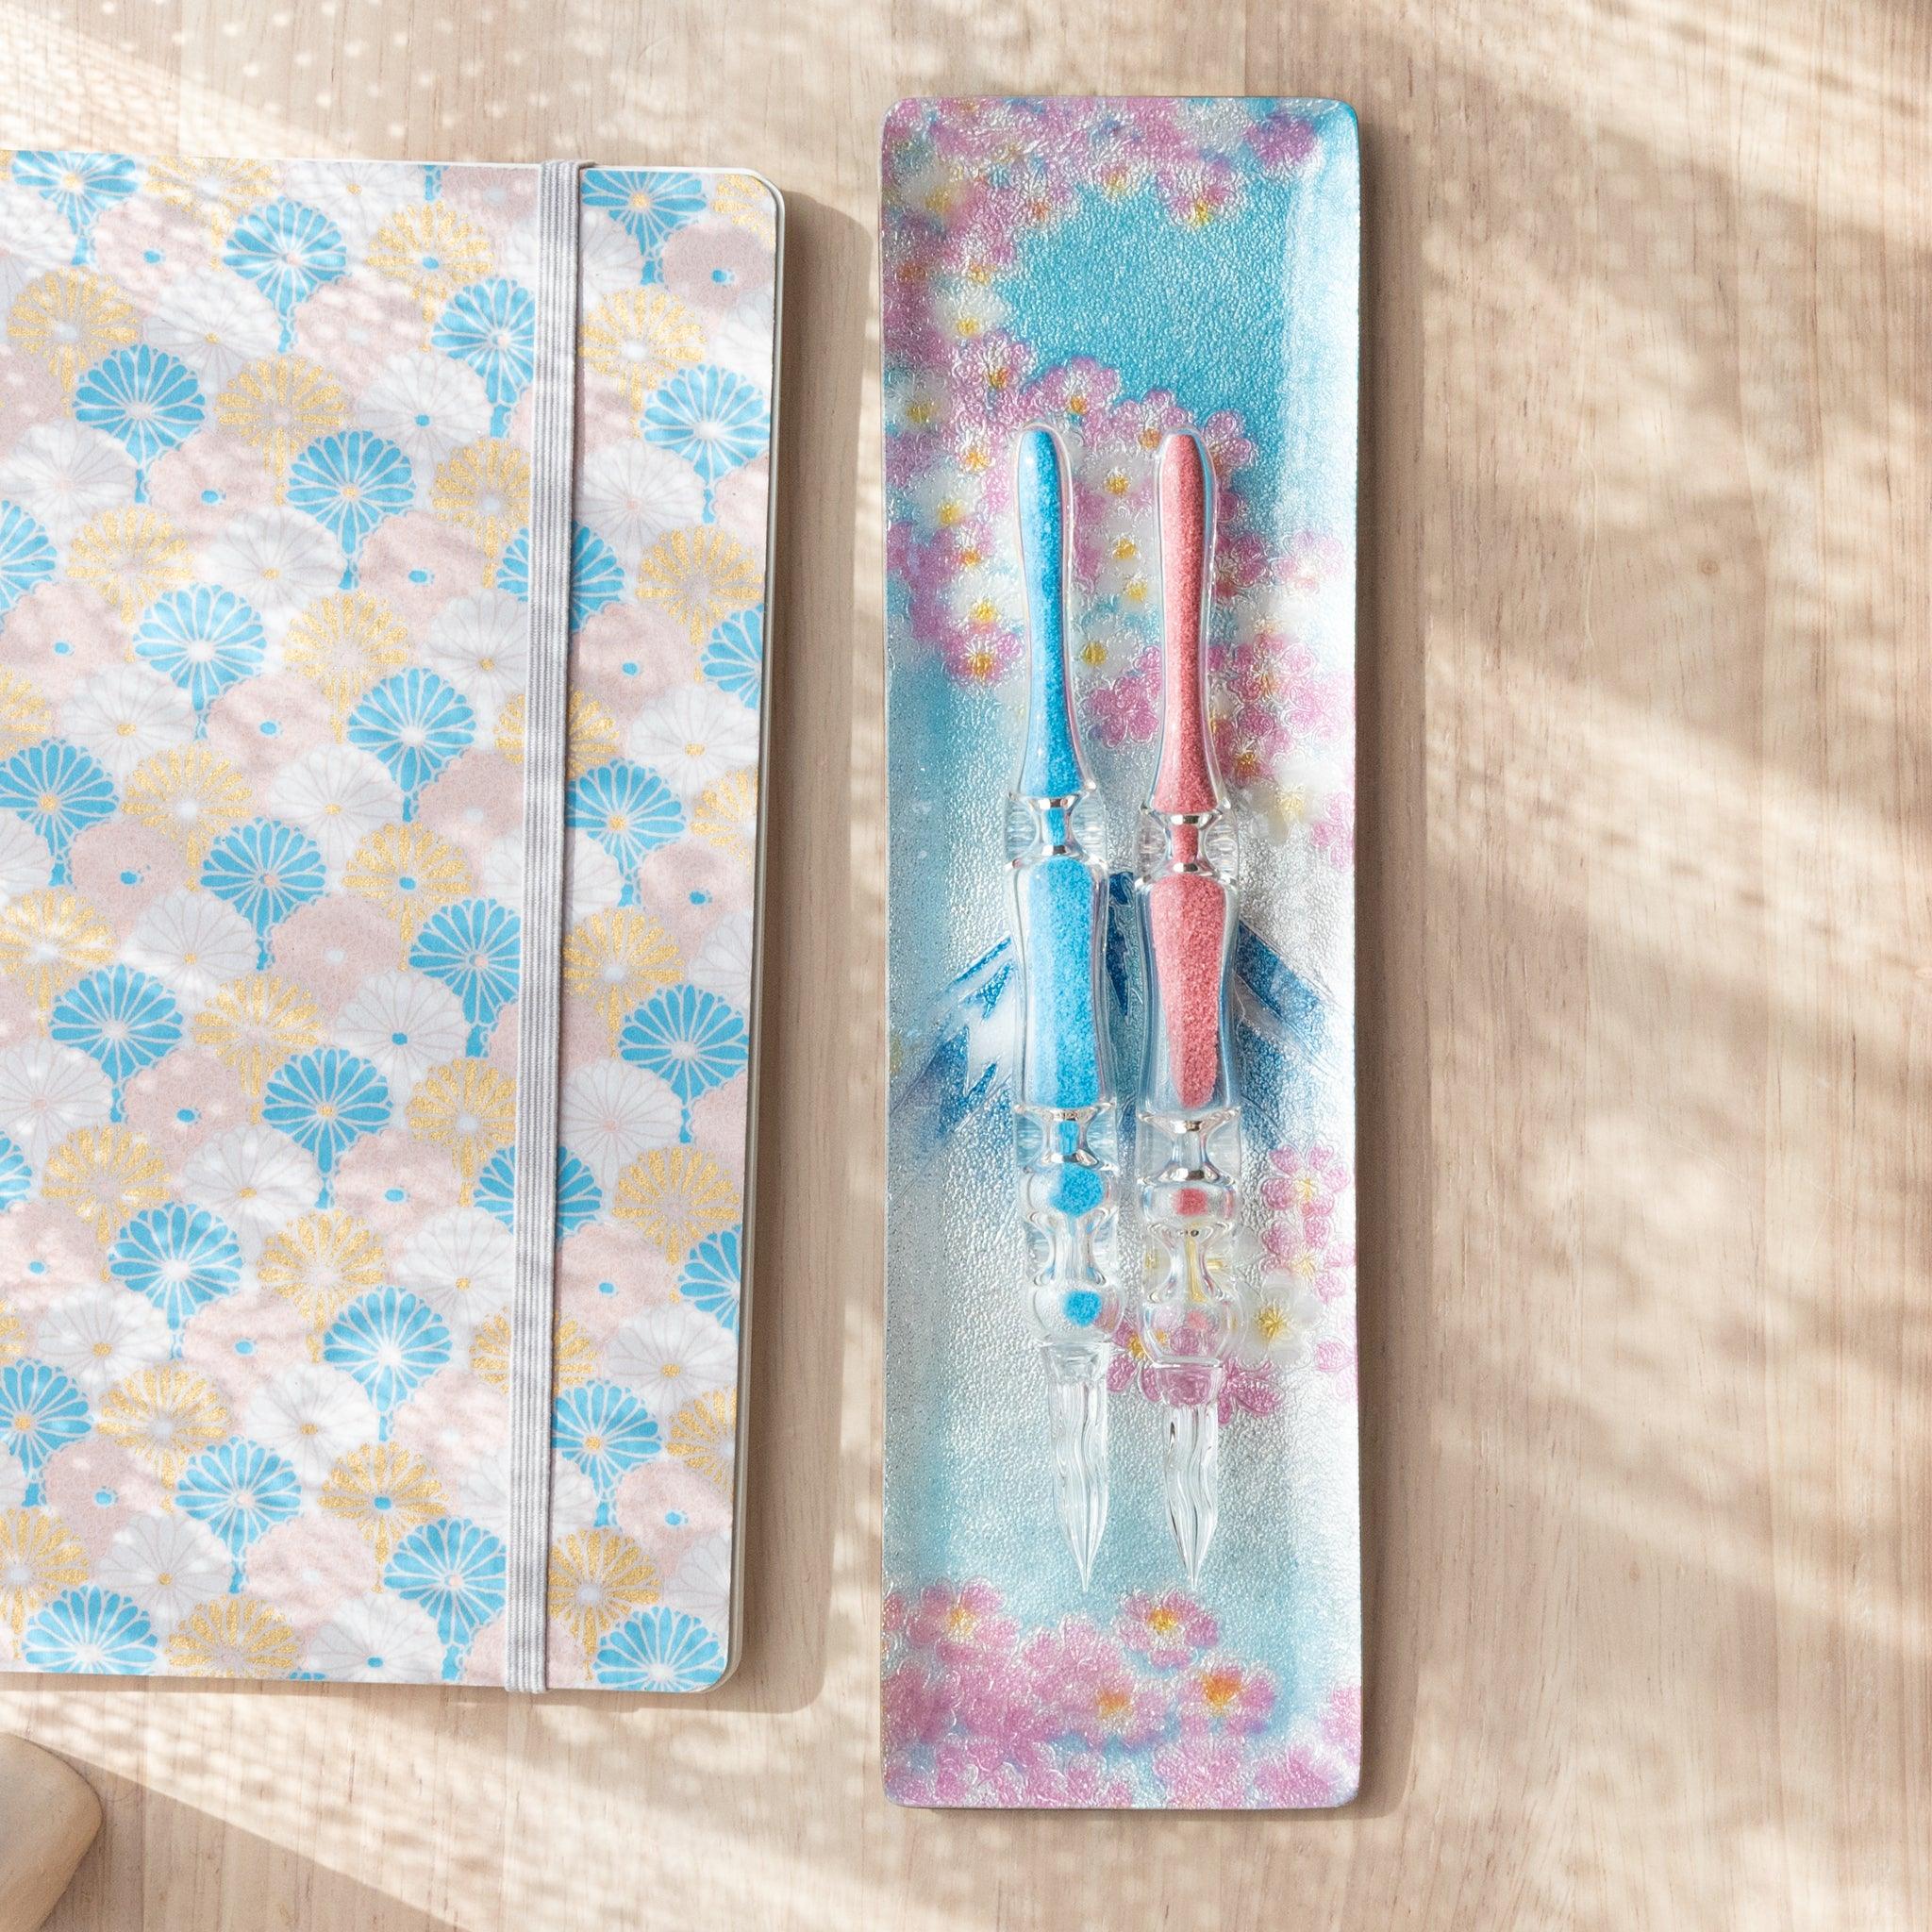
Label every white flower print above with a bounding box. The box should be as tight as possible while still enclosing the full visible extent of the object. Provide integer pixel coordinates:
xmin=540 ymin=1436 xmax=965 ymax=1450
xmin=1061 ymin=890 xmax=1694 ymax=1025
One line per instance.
xmin=705 ymin=300 xmax=776 ymax=391
xmin=0 ymin=1039 xmax=112 ymax=1169
xmin=659 ymin=1530 xmax=732 ymax=1635
xmin=605 ymin=1303 xmax=737 ymax=1419
xmin=59 ymin=663 xmax=194 ymax=782
xmin=179 ymin=1124 xmax=323 ymax=1257
xmin=282 ymin=159 xmax=423 ymax=254
xmin=1242 ymin=1274 xmax=1324 ymax=1370
xmin=95 ymin=1513 xmax=231 ymax=1636
xmin=245 ymin=1363 xmax=379 ymax=1487
xmin=626 ymin=682 xmax=759 ymax=802
xmin=687 ymin=910 xmax=755 ymax=1011
xmin=933 ymin=276 xmax=1008 ymax=343
xmin=460 ymin=1446 xmax=596 ymax=1543
xmin=562 ymin=830 xmax=625 ymax=924
xmin=0 ymin=183 xmax=75 ymax=310
xmin=204 ymin=508 xmax=344 ymax=633
xmin=0 ymin=1447 xmax=25 ymax=1511
xmin=146 ymin=270 xmax=281 ymax=393
xmin=269 ymin=744 xmax=403 ymax=879
xmin=559 ymin=1058 xmax=680 ymax=1195
xmin=358 ymin=352 xmax=491 ymax=487
xmin=0 ymin=816 xmax=52 ymax=902
xmin=421 ymin=590 xmax=526 ymax=731
xmin=481 ymin=829 xmax=623 ymax=928
xmin=37 ymin=1289 xmax=172 ymax=1399
xmin=908 ymin=463 xmax=984 ymax=537
xmin=577 ymin=441 xmax=703 ymax=568
xmin=392 ymin=1207 xmax=513 ymax=1336
xmin=307 ymin=1591 xmax=443 ymax=1683
xmin=504 ymin=210 xmax=642 ymax=305
xmin=883 ymin=369 xmax=948 ymax=441
xmin=122 ymin=889 xmax=257 ymax=1017
xmin=0 ymin=421 xmax=136 ymax=548
xmin=333 ymin=970 xmax=467 ymax=1100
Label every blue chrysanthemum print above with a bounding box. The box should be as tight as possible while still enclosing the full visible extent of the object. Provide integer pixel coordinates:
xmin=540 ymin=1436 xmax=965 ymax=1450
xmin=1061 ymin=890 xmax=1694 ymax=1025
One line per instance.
xmin=131 ymin=584 xmax=266 ymax=730
xmin=474 ymin=1143 xmax=601 ymax=1235
xmin=593 ymin=1605 xmax=724 ymax=1692
xmin=21 ymin=1587 xmax=157 ymax=1675
xmin=679 ymin=1228 xmax=741 ymax=1333
xmin=619 ymin=983 xmax=748 ymax=1126
xmin=701 ymin=608 xmax=762 ymax=709
xmin=0 ymin=738 xmax=114 ymax=886
xmin=175 ymin=1437 xmax=302 ymax=1587
xmin=0 ymin=1133 xmax=30 ymax=1212
xmin=582 ymin=168 xmax=706 ymax=256
xmin=565 ymin=758 xmax=683 ymax=879
xmin=0 ymin=501 xmax=58 ymax=619
xmin=201 ymin=816 xmax=326 ymax=967
xmin=224 ymin=197 xmax=347 ymax=348
xmin=643 ymin=364 xmax=769 ymax=491
xmin=346 ymin=668 xmax=475 ymax=820
xmin=553 ymin=1379 xmax=658 ymax=1515
xmin=13 ymin=150 xmax=139 ymax=263
xmin=287 ymin=431 xmax=412 ymax=586
xmin=567 ymin=524 xmax=625 ymax=632
xmin=499 ymin=523 xmax=625 ymax=634
xmin=0 ymin=1359 xmax=89 ymax=1505
xmin=387 ymin=1514 xmax=507 ymax=1678
xmin=73 ymin=344 xmax=204 ymax=500
xmin=108 ymin=1201 xmax=244 ymax=1345
xmin=430 ymin=277 xmax=535 ymax=435
xmin=408 ymin=895 xmax=520 ymax=1055
xmin=48 ymin=965 xmax=181 ymax=1118
xmin=323 ymin=1286 xmax=450 ymax=1432
xmin=261 ymin=1047 xmax=390 ymax=1203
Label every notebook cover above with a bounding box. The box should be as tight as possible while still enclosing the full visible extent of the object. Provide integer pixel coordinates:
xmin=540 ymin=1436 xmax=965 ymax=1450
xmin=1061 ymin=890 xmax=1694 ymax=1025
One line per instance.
xmin=880 ymin=97 xmax=1360 ymax=1807
xmin=0 ymin=156 xmax=777 ymax=1690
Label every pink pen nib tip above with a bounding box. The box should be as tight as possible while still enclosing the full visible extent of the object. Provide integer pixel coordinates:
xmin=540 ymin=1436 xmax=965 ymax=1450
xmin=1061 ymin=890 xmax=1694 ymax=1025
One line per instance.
xmin=1163 ymin=1400 xmax=1221 ymax=1585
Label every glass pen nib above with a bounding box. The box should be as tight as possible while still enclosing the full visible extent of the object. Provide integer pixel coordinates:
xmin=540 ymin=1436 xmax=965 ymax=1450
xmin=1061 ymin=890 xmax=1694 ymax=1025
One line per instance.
xmin=1044 ymin=1365 xmax=1109 ymax=1589
xmin=1162 ymin=1398 xmax=1220 ymax=1586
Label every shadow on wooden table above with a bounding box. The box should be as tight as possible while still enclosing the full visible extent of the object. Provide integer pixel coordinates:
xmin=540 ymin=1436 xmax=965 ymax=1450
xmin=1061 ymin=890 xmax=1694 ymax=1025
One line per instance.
xmin=1349 ymin=109 xmax=1429 ymax=1824
xmin=42 ymin=1760 xmax=456 ymax=1932
xmin=724 ymin=186 xmax=874 ymax=1718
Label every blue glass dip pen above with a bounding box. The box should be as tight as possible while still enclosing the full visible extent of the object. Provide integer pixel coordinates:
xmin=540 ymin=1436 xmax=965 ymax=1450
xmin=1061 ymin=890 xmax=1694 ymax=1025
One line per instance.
xmin=1004 ymin=423 xmax=1122 ymax=1589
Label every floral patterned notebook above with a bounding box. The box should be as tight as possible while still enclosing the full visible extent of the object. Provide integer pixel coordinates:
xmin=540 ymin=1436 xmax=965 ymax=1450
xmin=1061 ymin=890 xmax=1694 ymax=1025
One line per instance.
xmin=881 ymin=98 xmax=1360 ymax=1806
xmin=0 ymin=156 xmax=779 ymax=1690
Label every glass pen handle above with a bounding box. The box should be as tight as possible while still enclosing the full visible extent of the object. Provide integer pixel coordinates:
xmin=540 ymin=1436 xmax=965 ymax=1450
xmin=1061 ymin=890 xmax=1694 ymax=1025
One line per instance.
xmin=1137 ymin=431 xmax=1242 ymax=1585
xmin=1008 ymin=425 xmax=1119 ymax=1588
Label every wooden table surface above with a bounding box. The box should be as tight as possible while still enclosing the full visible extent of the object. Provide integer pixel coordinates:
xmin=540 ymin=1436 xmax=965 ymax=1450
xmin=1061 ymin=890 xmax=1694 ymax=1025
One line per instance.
xmin=2 ymin=1 xmax=1927 ymax=1926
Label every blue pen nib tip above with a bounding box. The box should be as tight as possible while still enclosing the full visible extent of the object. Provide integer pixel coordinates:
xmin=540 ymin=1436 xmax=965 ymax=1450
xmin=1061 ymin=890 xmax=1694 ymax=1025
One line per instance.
xmin=1044 ymin=1367 xmax=1109 ymax=1590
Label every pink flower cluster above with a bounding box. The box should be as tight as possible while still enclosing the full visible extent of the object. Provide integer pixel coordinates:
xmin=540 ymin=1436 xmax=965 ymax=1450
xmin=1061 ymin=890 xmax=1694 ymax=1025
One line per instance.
xmin=882 ymin=1577 xmax=1358 ymax=1808
xmin=1108 ymin=1311 xmax=1284 ymax=1425
xmin=882 ymin=99 xmax=1324 ymax=693
xmin=1209 ymin=621 xmax=1345 ymax=795
xmin=883 ymin=98 xmax=1326 ymax=291
xmin=1261 ymin=1141 xmax=1353 ymax=1291
xmin=1258 ymin=1141 xmax=1357 ymax=1400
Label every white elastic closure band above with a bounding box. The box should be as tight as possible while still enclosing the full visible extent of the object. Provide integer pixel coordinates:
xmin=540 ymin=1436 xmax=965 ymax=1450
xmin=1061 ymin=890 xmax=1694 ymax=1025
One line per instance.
xmin=504 ymin=158 xmax=581 ymax=1694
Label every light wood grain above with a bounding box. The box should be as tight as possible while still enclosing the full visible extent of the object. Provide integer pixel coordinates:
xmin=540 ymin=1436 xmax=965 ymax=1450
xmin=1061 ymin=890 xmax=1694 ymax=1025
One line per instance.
xmin=0 ymin=1 xmax=1926 ymax=1926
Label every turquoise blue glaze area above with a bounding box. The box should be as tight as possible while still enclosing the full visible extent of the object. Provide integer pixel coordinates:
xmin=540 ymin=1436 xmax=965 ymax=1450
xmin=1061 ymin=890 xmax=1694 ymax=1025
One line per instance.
xmin=1009 ymin=104 xmax=1359 ymax=542
xmin=1019 ymin=854 xmax=1101 ymax=1110
xmin=1015 ymin=427 xmax=1081 ymax=799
